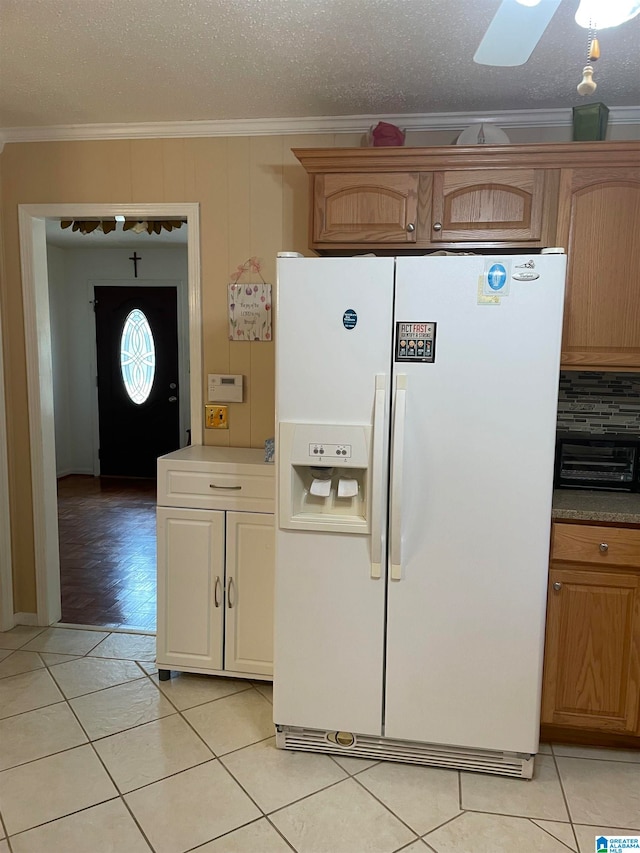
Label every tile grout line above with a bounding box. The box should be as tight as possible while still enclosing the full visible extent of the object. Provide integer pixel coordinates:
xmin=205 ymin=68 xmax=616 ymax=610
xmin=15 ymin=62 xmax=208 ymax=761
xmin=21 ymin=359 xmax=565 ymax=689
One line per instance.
xmin=0 ymin=810 xmax=14 ymax=853
xmin=47 ymin=670 xmax=158 ymax=852
xmin=350 ymin=772 xmax=421 ymax=842
xmin=526 ymin=817 xmax=578 ymax=852
xmin=462 ymin=806 xmax=573 ymax=822
xmin=420 ymin=810 xmax=468 ymax=842
xmin=551 ymin=745 xmax=580 ymax=851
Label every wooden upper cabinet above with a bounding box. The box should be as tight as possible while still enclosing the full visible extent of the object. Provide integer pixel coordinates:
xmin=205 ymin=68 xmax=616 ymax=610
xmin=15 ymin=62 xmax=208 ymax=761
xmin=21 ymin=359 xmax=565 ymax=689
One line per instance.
xmin=541 ymin=567 xmax=640 ymax=733
xmin=430 ymin=169 xmax=545 ymax=242
xmin=558 ymin=167 xmax=640 ymax=370
xmin=313 ymin=173 xmax=419 ymax=243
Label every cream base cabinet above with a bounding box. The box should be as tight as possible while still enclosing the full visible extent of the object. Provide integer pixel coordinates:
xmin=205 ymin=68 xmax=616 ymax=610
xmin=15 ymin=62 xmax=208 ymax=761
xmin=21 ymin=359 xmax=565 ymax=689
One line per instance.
xmin=156 ymin=507 xmax=225 ymax=673
xmin=224 ymin=512 xmax=275 ymax=677
xmin=156 ymin=446 xmax=275 ymax=681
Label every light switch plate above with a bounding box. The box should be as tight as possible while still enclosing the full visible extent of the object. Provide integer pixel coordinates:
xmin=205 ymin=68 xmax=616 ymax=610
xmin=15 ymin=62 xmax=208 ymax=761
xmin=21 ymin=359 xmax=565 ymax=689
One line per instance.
xmin=205 ymin=404 xmax=228 ymax=429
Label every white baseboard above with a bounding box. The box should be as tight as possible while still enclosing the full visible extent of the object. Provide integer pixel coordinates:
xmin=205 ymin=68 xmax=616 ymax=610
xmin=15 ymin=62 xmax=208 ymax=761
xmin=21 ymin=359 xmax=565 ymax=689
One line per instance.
xmin=57 ymin=469 xmax=95 ymax=479
xmin=13 ymin=612 xmax=40 ymax=626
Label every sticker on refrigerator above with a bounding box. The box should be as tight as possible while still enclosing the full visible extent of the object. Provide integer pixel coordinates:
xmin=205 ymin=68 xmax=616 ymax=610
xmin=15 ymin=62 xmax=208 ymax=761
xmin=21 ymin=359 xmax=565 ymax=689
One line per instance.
xmin=343 ymin=309 xmax=358 ymax=330
xmin=477 ymin=276 xmax=501 ymax=306
xmin=512 ymin=259 xmax=540 ymax=281
xmin=483 ymin=260 xmax=511 ymax=297
xmin=395 ymin=322 xmax=436 ymax=363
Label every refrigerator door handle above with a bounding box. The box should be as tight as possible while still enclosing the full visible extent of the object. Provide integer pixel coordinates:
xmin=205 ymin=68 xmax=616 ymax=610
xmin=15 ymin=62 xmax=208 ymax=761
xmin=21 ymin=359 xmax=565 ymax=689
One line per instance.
xmin=390 ymin=374 xmax=407 ymax=581
xmin=370 ymin=374 xmax=387 ymax=579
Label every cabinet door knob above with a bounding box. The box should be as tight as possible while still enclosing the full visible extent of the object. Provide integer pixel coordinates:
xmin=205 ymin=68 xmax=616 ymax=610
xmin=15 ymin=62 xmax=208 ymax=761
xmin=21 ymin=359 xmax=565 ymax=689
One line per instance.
xmin=599 ymin=543 xmax=609 ymax=553
xmin=406 ymin=222 xmax=415 ymax=233
xmin=214 ymin=576 xmax=222 ymax=607
xmin=432 ymin=222 xmax=443 ymax=231
xmin=552 ymin=582 xmax=562 ymax=591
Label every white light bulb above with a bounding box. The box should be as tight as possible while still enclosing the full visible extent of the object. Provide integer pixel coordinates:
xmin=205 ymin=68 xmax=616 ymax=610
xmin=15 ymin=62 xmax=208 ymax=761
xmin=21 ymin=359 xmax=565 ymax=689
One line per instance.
xmin=575 ymin=0 xmax=640 ymax=28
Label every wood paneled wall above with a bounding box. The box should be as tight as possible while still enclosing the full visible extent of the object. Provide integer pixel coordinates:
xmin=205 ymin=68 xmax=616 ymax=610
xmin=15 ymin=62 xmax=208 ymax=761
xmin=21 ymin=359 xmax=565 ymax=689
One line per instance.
xmin=0 ymin=133 xmax=361 ymax=613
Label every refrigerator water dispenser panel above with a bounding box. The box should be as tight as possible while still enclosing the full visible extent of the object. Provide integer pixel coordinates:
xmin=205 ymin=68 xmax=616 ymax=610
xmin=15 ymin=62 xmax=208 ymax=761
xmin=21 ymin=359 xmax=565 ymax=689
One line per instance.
xmin=279 ymin=422 xmax=371 ymax=534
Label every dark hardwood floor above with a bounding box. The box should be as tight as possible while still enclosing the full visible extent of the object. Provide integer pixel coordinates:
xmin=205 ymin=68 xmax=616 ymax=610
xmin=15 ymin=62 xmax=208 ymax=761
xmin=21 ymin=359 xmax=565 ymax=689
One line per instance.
xmin=57 ymin=475 xmax=157 ymax=631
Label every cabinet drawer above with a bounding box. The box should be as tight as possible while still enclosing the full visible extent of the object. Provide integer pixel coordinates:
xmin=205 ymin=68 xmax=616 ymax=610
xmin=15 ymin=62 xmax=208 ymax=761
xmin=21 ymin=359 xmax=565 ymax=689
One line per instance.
xmin=159 ymin=468 xmax=274 ymax=513
xmin=551 ymin=523 xmax=640 ymax=569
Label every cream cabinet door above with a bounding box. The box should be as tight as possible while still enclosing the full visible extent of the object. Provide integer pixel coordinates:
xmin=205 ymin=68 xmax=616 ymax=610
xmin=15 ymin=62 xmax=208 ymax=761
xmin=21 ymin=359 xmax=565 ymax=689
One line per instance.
xmin=224 ymin=512 xmax=274 ymax=676
xmin=156 ymin=507 xmax=225 ymax=672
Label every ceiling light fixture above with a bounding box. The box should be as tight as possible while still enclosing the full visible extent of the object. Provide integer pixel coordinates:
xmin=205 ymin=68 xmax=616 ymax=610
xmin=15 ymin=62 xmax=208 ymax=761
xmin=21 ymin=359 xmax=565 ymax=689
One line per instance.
xmin=575 ymin=0 xmax=640 ymax=28
xmin=515 ymin=0 xmax=542 ymax=7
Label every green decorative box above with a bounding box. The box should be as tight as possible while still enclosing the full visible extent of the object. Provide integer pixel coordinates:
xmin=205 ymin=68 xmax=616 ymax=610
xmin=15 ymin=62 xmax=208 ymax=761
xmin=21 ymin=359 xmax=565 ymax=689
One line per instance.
xmin=572 ymin=102 xmax=609 ymax=141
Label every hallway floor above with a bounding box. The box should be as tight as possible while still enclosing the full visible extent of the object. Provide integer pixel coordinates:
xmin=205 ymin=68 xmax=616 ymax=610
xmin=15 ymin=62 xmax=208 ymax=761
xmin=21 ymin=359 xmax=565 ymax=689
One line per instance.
xmin=1 ymin=625 xmax=639 ymax=853
xmin=57 ymin=476 xmax=157 ymax=631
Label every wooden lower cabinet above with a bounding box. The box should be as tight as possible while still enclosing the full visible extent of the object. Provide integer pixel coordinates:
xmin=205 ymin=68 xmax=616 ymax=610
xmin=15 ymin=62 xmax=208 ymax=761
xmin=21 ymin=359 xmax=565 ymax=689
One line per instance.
xmin=541 ymin=564 xmax=640 ymax=736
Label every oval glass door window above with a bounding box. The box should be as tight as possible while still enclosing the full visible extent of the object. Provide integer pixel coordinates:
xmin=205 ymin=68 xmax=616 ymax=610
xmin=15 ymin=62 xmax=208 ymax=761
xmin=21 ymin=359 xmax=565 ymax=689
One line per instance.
xmin=120 ymin=308 xmax=156 ymax=404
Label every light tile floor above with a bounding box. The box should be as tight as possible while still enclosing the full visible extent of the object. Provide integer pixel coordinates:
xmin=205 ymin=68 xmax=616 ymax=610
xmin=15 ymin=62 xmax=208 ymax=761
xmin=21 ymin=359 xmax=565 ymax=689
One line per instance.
xmin=1 ymin=626 xmax=639 ymax=853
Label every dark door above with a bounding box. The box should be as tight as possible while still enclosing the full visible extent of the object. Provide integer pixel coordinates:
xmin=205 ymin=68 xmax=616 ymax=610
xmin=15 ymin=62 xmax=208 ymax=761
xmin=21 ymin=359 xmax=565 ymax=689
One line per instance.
xmin=95 ymin=286 xmax=180 ymax=477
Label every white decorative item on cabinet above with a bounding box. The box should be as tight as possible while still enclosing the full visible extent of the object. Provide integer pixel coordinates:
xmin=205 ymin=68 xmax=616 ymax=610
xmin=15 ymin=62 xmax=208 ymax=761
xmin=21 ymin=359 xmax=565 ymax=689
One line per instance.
xmin=156 ymin=446 xmax=275 ymax=681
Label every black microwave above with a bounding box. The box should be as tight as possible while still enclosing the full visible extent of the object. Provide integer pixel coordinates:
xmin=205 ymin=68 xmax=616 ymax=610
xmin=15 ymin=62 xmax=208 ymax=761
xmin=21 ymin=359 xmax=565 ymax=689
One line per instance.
xmin=555 ymin=433 xmax=640 ymax=492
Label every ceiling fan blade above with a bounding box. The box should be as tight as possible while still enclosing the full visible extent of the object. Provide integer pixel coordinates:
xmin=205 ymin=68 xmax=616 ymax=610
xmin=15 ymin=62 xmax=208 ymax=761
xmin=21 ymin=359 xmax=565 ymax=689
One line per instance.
xmin=474 ymin=0 xmax=563 ymax=66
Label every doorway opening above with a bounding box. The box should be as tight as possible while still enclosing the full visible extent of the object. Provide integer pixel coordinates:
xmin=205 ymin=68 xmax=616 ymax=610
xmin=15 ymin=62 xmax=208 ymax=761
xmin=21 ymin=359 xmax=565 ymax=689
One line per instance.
xmin=18 ymin=204 xmax=202 ymax=629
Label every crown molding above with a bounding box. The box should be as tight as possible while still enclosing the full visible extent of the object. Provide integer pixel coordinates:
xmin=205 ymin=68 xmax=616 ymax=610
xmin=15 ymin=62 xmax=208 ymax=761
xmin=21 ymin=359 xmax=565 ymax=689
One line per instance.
xmin=1 ymin=106 xmax=639 ymax=144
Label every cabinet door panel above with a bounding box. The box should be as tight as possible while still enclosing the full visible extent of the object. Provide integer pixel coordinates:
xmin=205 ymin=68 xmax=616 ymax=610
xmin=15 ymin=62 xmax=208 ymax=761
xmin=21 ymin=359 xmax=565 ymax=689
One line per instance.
xmin=156 ymin=507 xmax=224 ymax=671
xmin=559 ymin=168 xmax=640 ymax=369
xmin=431 ymin=169 xmax=545 ymax=242
xmin=541 ymin=568 xmax=640 ymax=733
xmin=314 ymin=173 xmax=418 ymax=243
xmin=224 ymin=512 xmax=274 ymax=676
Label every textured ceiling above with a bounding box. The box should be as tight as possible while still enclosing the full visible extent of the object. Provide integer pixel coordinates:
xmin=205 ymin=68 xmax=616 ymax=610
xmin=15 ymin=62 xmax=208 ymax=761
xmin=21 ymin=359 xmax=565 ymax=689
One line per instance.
xmin=0 ymin=0 xmax=638 ymax=129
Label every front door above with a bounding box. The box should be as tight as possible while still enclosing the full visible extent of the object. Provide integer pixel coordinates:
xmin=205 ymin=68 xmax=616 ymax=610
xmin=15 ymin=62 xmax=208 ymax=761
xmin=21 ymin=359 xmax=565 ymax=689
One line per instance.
xmin=95 ymin=286 xmax=180 ymax=477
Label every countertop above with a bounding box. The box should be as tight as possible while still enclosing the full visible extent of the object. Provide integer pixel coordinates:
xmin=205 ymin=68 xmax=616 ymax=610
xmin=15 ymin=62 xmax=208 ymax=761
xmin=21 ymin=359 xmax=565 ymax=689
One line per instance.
xmin=158 ymin=445 xmax=273 ymax=469
xmin=552 ymin=489 xmax=640 ymax=525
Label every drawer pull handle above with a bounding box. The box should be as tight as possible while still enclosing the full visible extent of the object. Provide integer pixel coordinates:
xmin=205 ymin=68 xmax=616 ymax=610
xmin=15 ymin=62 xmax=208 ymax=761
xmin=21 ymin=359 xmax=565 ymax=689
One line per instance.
xmin=228 ymin=577 xmax=236 ymax=609
xmin=552 ymin=582 xmax=562 ymax=591
xmin=214 ymin=576 xmax=222 ymax=607
xmin=599 ymin=543 xmax=609 ymax=553
xmin=209 ymin=484 xmax=242 ymax=490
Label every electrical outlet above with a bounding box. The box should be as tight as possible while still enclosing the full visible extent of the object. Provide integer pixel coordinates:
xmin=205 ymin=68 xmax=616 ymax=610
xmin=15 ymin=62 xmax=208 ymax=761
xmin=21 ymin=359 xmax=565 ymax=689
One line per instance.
xmin=205 ymin=404 xmax=228 ymax=429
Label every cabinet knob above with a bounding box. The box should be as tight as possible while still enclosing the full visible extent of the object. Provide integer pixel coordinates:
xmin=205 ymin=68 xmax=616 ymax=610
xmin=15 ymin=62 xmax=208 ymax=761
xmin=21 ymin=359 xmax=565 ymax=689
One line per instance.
xmin=432 ymin=222 xmax=443 ymax=232
xmin=406 ymin=222 xmax=415 ymax=233
xmin=552 ymin=582 xmax=562 ymax=591
xmin=599 ymin=543 xmax=609 ymax=553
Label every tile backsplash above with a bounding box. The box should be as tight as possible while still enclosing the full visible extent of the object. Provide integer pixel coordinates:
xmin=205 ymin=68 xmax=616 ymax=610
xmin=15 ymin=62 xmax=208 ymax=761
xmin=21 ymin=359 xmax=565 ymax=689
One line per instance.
xmin=557 ymin=372 xmax=640 ymax=436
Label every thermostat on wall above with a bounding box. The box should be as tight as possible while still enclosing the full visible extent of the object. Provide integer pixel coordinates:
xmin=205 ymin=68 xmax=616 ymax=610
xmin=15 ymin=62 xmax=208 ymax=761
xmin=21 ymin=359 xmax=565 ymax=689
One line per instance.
xmin=208 ymin=374 xmax=243 ymax=403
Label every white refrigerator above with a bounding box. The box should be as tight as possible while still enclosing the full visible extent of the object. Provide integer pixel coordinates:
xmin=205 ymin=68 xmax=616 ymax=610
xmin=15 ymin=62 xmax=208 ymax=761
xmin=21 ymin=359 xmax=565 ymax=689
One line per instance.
xmin=274 ymin=253 xmax=565 ymax=778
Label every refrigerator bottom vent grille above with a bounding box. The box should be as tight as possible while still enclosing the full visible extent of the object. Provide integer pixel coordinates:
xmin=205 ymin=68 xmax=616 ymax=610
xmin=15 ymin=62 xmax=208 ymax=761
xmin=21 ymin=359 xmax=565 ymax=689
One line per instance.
xmin=276 ymin=726 xmax=534 ymax=779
